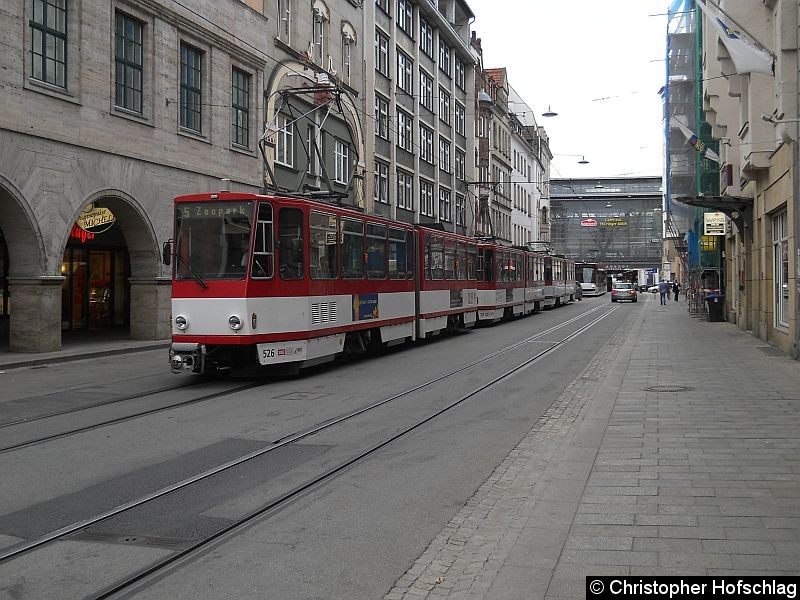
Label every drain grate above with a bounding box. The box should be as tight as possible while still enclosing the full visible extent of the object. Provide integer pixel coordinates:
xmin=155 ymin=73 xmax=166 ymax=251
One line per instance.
xmin=641 ymin=385 xmax=694 ymax=392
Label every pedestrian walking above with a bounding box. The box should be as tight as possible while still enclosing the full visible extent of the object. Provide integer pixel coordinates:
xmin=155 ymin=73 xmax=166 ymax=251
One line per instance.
xmin=658 ymin=279 xmax=669 ymax=305
xmin=674 ymin=281 xmax=681 ymax=301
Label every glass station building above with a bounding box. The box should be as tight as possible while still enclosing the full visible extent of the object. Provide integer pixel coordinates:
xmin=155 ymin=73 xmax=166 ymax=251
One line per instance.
xmin=549 ymin=177 xmax=663 ymax=273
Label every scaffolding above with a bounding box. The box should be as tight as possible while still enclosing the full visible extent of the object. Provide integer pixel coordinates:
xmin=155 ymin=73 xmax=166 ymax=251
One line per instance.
xmin=665 ymin=0 xmax=721 ymax=319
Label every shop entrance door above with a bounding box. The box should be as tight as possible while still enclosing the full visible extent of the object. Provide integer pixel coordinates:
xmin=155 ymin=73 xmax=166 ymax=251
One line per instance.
xmin=88 ymin=250 xmax=112 ymax=329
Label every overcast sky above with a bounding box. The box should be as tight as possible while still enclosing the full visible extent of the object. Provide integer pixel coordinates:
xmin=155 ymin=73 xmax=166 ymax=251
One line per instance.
xmin=467 ymin=0 xmax=667 ymax=181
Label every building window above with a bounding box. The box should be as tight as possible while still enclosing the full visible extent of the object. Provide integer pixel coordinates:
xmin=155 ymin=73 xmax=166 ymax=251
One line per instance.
xmin=114 ymin=12 xmax=143 ymax=113
xmin=419 ymin=69 xmax=432 ymax=110
xmin=419 ymin=125 xmax=433 ymax=163
xmin=397 ymin=169 xmax=414 ymax=210
xmin=374 ymin=160 xmax=389 ymax=204
xmin=31 ymin=0 xmax=67 ymax=87
xmin=231 ymin=67 xmax=250 ymax=147
xmin=439 ymin=137 xmax=451 ymax=172
xmin=455 ymin=149 xmax=465 ymax=181
xmin=773 ymin=209 xmax=789 ymax=327
xmin=439 ymin=188 xmax=451 ymax=222
xmin=397 ymin=0 xmax=413 ymax=36
xmin=420 ymin=180 xmax=434 ymax=216
xmin=341 ymin=35 xmax=352 ymax=84
xmin=397 ymin=48 xmax=413 ymax=93
xmin=455 ymin=57 xmax=465 ymax=90
xmin=276 ymin=0 xmax=291 ymax=42
xmin=275 ymin=114 xmax=294 ymax=166
xmin=179 ymin=42 xmax=202 ymax=132
xmin=375 ymin=93 xmax=389 ymax=140
xmin=312 ymin=9 xmax=326 ymax=65
xmin=438 ymin=40 xmax=451 ymax=76
xmin=334 ymin=139 xmax=350 ymax=183
xmin=397 ymin=108 xmax=413 ymax=152
xmin=454 ymin=101 xmax=465 ymax=135
xmin=419 ymin=17 xmax=433 ymax=57
xmin=376 ymin=0 xmax=390 ymax=15
xmin=375 ymin=29 xmax=389 ymax=77
xmin=439 ymin=87 xmax=451 ymax=125
xmin=455 ymin=193 xmax=466 ymax=226
xmin=307 ymin=124 xmax=318 ymax=175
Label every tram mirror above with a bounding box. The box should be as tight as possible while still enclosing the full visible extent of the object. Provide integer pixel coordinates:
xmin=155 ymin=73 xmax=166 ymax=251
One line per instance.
xmin=162 ymin=240 xmax=172 ymax=266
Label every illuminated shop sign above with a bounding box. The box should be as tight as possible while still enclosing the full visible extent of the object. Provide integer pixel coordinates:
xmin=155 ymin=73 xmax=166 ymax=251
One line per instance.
xmin=77 ymin=203 xmax=116 ymax=234
xmin=580 ymin=219 xmax=598 ymax=227
xmin=70 ymin=223 xmax=95 ymax=243
xmin=601 ymin=218 xmax=629 ymax=227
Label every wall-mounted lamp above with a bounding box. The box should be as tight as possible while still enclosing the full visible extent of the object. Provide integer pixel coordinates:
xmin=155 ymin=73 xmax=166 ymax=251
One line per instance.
xmin=761 ymin=112 xmax=800 ymax=124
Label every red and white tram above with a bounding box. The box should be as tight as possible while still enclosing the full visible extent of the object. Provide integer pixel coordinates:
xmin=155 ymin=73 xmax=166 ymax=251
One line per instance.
xmin=168 ymin=193 xmax=485 ymax=373
xmin=417 ymin=227 xmax=479 ymax=337
xmin=166 ymin=192 xmax=578 ymax=374
xmin=475 ymin=242 xmax=527 ymax=323
xmin=542 ymin=254 xmax=576 ymax=309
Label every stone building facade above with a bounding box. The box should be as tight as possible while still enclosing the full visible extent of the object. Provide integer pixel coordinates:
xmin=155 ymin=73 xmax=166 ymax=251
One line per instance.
xmin=678 ymin=0 xmax=800 ymax=356
xmin=0 ymin=0 xmax=268 ymax=352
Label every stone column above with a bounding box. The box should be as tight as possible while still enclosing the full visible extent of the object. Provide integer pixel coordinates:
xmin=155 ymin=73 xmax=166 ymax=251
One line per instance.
xmin=129 ymin=277 xmax=172 ymax=340
xmin=8 ymin=276 xmax=65 ymax=353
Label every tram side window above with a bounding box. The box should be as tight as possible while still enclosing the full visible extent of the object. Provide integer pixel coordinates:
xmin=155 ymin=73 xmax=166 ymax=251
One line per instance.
xmin=342 ymin=218 xmax=365 ymax=279
xmin=279 ymin=208 xmax=304 ymax=280
xmin=367 ymin=223 xmax=387 ymax=279
xmin=406 ymin=230 xmax=415 ymax=279
xmin=484 ymin=249 xmax=494 ymax=282
xmin=424 ymin=235 xmax=431 ymax=280
xmin=430 ymin=236 xmax=444 ymax=280
xmin=514 ymin=254 xmax=523 ymax=282
xmin=456 ymin=243 xmax=467 ymax=280
xmin=498 ymin=251 xmax=508 ymax=282
xmin=444 ymin=239 xmax=456 ymax=280
xmin=467 ymin=245 xmax=477 ymax=280
xmin=309 ymin=211 xmax=338 ymax=280
xmin=252 ymin=203 xmax=274 ymax=279
xmin=544 ymin=260 xmax=553 ymax=283
xmin=388 ymin=228 xmax=407 ymax=279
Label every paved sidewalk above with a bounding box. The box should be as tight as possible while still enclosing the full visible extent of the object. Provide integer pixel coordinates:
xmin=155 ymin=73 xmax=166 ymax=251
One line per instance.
xmin=385 ymin=294 xmax=800 ymax=600
xmin=0 ymin=330 xmax=168 ymax=371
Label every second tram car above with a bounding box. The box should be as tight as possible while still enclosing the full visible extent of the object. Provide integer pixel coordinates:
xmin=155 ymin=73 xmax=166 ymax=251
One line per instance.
xmin=575 ymin=262 xmax=608 ymax=296
xmin=167 ymin=192 xmax=576 ymax=374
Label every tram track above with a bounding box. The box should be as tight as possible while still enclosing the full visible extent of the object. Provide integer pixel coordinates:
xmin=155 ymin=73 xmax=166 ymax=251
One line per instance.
xmin=0 ymin=303 xmax=617 ymax=599
xmin=0 ymin=381 xmax=265 ymax=454
xmin=0 ymin=304 xmax=608 ymax=456
xmin=0 ymin=380 xmax=201 ymax=429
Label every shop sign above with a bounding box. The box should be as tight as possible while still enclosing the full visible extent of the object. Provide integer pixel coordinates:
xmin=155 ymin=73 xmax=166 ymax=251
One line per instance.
xmin=601 ymin=217 xmax=629 ymax=227
xmin=704 ymin=211 xmax=726 ymax=235
xmin=69 ymin=223 xmax=95 ymax=243
xmin=580 ymin=218 xmax=598 ymax=227
xmin=77 ymin=203 xmax=116 ymax=234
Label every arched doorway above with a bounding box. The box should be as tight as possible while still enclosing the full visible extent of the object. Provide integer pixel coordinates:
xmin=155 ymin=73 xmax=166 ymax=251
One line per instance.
xmin=60 ymin=191 xmax=167 ymax=340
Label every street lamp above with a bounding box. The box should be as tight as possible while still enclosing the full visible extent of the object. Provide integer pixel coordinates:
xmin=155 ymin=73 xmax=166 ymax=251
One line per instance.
xmin=542 ymin=105 xmax=558 ymax=118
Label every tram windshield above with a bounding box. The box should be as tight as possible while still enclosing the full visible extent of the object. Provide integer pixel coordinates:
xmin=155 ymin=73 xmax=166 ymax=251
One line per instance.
xmin=174 ymin=201 xmax=255 ymax=281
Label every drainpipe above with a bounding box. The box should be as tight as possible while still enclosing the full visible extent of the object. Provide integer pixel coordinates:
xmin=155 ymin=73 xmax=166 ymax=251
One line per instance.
xmin=794 ymin=3 xmax=800 ymax=360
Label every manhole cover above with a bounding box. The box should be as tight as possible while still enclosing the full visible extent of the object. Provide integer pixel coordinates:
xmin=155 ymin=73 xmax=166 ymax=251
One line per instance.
xmin=641 ymin=385 xmax=694 ymax=392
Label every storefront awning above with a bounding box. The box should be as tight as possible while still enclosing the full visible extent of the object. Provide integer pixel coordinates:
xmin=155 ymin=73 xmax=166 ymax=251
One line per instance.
xmin=675 ymin=195 xmax=753 ymax=235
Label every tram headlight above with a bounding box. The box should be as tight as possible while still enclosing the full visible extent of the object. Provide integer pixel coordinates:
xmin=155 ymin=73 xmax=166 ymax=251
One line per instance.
xmin=175 ymin=315 xmax=188 ymax=330
xmin=228 ymin=315 xmax=243 ymax=330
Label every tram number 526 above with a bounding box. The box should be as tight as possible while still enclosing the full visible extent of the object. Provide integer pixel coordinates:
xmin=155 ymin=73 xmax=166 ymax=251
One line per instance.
xmin=262 ymin=348 xmax=275 ymax=359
